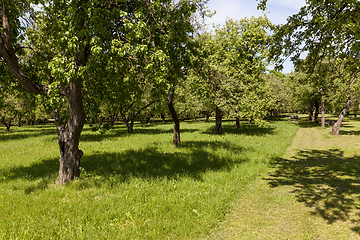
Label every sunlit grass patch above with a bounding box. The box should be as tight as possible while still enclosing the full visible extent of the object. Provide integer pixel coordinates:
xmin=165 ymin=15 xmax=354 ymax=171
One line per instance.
xmin=0 ymin=120 xmax=297 ymax=239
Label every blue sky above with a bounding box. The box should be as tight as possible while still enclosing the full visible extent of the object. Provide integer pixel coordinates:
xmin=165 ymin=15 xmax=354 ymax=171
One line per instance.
xmin=204 ymin=0 xmax=306 ymax=73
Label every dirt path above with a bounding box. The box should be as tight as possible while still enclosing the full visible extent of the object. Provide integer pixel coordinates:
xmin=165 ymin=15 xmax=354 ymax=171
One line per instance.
xmin=211 ymin=125 xmax=360 ymax=239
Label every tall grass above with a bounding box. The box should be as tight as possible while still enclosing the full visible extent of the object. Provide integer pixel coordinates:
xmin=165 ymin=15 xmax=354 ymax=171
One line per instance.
xmin=0 ymin=120 xmax=298 ymax=239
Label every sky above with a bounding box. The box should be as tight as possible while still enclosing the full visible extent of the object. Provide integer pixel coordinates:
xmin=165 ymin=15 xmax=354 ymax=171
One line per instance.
xmin=204 ymin=0 xmax=306 ymax=73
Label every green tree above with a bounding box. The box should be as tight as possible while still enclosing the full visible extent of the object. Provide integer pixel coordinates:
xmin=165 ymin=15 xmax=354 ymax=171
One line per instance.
xmin=259 ymin=0 xmax=360 ymax=135
xmin=1 ymin=0 xmax=208 ymax=183
xmin=195 ymin=16 xmax=273 ymax=133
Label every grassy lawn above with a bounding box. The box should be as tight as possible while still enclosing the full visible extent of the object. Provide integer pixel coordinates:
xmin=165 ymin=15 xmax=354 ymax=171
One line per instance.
xmin=0 ymin=120 xmax=297 ymax=239
xmin=213 ymin=116 xmax=360 ymax=239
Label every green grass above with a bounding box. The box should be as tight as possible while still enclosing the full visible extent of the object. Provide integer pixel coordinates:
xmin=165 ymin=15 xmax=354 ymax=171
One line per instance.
xmin=213 ymin=116 xmax=360 ymax=239
xmin=0 ymin=120 xmax=298 ymax=239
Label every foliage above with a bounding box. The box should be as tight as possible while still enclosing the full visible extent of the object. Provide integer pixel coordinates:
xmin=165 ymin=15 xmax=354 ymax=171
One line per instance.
xmin=194 ymin=16 xmax=274 ymax=122
xmin=265 ymin=71 xmax=293 ymax=113
xmin=260 ymin=0 xmax=359 ymax=73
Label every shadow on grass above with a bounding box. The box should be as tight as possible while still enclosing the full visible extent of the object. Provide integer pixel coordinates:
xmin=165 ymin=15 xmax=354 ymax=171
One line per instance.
xmin=80 ymin=125 xmax=202 ymax=142
xmin=0 ymin=140 xmax=248 ymax=190
xmin=0 ymin=157 xmax=59 ymax=182
xmin=81 ymin=140 xmax=246 ymax=181
xmin=267 ymin=149 xmax=360 ymax=234
xmin=202 ymin=123 xmax=275 ymax=136
xmin=0 ymin=126 xmax=57 ymax=141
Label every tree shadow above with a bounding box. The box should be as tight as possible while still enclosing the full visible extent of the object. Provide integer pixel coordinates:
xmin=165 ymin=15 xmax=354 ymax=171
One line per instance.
xmin=0 ymin=126 xmax=57 ymax=141
xmin=202 ymin=123 xmax=275 ymax=136
xmin=0 ymin=157 xmax=59 ymax=182
xmin=266 ymin=149 xmax=360 ymax=234
xmin=81 ymin=140 xmax=247 ymax=181
xmin=0 ymin=140 xmax=248 ymax=189
xmin=80 ymin=126 xmax=201 ymax=142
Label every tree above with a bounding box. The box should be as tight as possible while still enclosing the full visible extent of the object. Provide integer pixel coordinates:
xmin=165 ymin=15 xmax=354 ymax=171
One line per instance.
xmin=258 ymin=0 xmax=360 ymax=135
xmin=265 ymin=71 xmax=293 ymax=115
xmin=147 ymin=0 xmax=208 ymax=147
xmin=194 ymin=16 xmax=273 ymax=133
xmin=1 ymin=0 xmax=208 ymax=183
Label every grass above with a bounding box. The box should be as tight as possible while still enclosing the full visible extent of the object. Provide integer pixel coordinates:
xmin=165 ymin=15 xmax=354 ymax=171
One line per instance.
xmin=213 ymin=116 xmax=360 ymax=239
xmin=0 ymin=120 xmax=297 ymax=239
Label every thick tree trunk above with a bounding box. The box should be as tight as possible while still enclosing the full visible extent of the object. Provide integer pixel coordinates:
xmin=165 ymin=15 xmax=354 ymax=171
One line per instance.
xmin=321 ymin=99 xmax=325 ymax=128
xmin=236 ymin=117 xmax=240 ymax=128
xmin=0 ymin=1 xmax=88 ymax=185
xmin=167 ymin=89 xmax=180 ymax=147
xmin=128 ymin=120 xmax=134 ymax=134
xmin=56 ymin=0 xmax=89 ymax=184
xmin=18 ymin=116 xmax=22 ymax=127
xmin=215 ymin=106 xmax=222 ymax=134
xmin=332 ymin=96 xmax=351 ymax=136
xmin=56 ymin=77 xmax=86 ymax=184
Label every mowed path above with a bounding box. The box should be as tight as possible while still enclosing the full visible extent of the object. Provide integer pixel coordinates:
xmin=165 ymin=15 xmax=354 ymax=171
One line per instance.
xmin=211 ymin=121 xmax=360 ymax=239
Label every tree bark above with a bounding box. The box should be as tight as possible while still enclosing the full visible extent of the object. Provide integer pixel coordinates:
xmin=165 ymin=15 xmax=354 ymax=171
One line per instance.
xmin=214 ymin=106 xmax=222 ymax=134
xmin=308 ymin=105 xmax=313 ymax=121
xmin=160 ymin=113 xmax=166 ymax=124
xmin=0 ymin=3 xmax=48 ymax=95
xmin=121 ymin=101 xmax=154 ymax=134
xmin=121 ymin=114 xmax=134 ymax=134
xmin=313 ymin=102 xmax=319 ymax=123
xmin=109 ymin=112 xmax=118 ymax=128
xmin=321 ymin=99 xmax=325 ymax=128
xmin=205 ymin=111 xmax=211 ymax=122
xmin=98 ymin=116 xmax=105 ymax=126
xmin=56 ymin=76 xmax=86 ymax=184
xmin=332 ymin=96 xmax=351 ymax=136
xmin=1 ymin=113 xmax=16 ymax=133
xmin=236 ymin=117 xmax=240 ymax=128
xmin=167 ymin=89 xmax=180 ymax=147
xmin=56 ymin=1 xmax=89 ymax=184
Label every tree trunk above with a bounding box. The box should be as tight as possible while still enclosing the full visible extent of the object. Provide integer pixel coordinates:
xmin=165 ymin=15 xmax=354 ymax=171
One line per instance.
xmin=332 ymin=96 xmax=351 ymax=136
xmin=214 ymin=106 xmax=222 ymax=134
xmin=98 ymin=116 xmax=104 ymax=126
xmin=56 ymin=77 xmax=86 ymax=184
xmin=2 ymin=113 xmax=16 ymax=133
xmin=121 ymin=101 xmax=154 ymax=134
xmin=0 ymin=1 xmax=88 ymax=185
xmin=236 ymin=117 xmax=240 ymax=128
xmin=205 ymin=112 xmax=210 ymax=122
xmin=160 ymin=113 xmax=166 ymax=124
xmin=56 ymin=0 xmax=89 ymax=184
xmin=18 ymin=116 xmax=22 ymax=127
xmin=308 ymin=105 xmax=313 ymax=120
xmin=313 ymin=102 xmax=319 ymax=123
xmin=109 ymin=112 xmax=118 ymax=128
xmin=321 ymin=99 xmax=325 ymax=128
xmin=167 ymin=89 xmax=180 ymax=147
